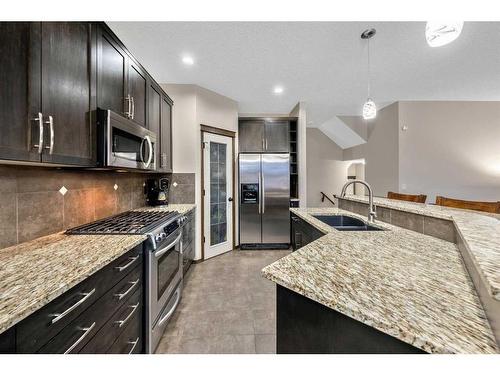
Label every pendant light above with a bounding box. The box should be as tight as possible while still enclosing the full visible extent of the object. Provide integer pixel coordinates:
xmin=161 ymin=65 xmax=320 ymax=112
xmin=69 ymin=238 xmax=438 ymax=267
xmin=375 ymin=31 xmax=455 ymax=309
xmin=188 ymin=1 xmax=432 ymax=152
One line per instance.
xmin=425 ymin=22 xmax=464 ymax=47
xmin=361 ymin=28 xmax=377 ymax=120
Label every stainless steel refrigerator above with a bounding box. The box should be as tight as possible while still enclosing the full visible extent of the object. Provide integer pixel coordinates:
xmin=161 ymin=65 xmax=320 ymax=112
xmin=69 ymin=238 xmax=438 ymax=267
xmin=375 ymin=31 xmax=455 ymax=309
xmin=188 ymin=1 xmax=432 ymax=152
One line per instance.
xmin=239 ymin=153 xmax=290 ymax=249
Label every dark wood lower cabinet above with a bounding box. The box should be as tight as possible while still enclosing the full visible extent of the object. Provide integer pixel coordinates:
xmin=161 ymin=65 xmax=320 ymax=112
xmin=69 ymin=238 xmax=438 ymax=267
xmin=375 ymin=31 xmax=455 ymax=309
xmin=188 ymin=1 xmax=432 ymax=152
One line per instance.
xmin=291 ymin=213 xmax=324 ymax=251
xmin=276 ymin=285 xmax=424 ymax=354
xmin=1 ymin=244 xmax=145 ymax=354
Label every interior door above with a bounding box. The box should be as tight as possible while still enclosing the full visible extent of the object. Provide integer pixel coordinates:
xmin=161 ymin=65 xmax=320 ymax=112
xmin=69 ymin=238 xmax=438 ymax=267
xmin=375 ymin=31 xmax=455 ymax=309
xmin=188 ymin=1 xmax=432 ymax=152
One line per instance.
xmin=203 ymin=132 xmax=234 ymax=259
xmin=238 ymin=120 xmax=264 ymax=152
xmin=40 ymin=22 xmax=96 ymax=166
xmin=128 ymin=61 xmax=147 ymax=127
xmin=264 ymin=120 xmax=289 ymax=152
xmin=0 ymin=22 xmax=41 ymax=162
xmin=261 ymin=154 xmax=290 ymax=244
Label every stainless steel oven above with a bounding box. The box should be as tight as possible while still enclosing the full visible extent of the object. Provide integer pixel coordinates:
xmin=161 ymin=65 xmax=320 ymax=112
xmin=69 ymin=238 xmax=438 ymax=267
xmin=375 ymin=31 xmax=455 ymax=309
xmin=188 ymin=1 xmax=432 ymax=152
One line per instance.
xmin=145 ymin=220 xmax=184 ymax=353
xmin=97 ymin=109 xmax=156 ymax=171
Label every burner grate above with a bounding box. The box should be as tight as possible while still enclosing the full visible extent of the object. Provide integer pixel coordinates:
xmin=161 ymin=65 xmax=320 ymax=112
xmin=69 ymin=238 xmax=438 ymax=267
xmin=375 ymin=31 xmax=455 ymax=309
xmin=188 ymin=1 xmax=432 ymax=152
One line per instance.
xmin=66 ymin=210 xmax=179 ymax=235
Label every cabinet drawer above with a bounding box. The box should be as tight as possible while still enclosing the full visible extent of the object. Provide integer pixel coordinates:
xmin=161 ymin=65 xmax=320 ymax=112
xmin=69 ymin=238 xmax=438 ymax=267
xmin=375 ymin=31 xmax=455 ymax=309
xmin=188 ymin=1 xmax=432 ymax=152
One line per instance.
xmin=107 ymin=303 xmax=143 ymax=354
xmin=17 ymin=244 xmax=143 ymax=353
xmin=81 ymin=288 xmax=142 ymax=354
xmin=37 ymin=265 xmax=143 ymax=353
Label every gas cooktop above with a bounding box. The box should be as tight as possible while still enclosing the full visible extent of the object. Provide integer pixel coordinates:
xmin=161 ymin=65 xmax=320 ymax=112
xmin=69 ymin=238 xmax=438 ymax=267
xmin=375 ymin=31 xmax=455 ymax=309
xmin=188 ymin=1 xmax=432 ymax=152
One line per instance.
xmin=66 ymin=210 xmax=179 ymax=235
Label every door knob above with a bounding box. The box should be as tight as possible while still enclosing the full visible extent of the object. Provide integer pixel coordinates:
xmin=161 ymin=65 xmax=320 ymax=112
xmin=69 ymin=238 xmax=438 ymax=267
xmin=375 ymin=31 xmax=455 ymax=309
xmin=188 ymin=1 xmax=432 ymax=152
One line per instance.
xmin=228 ymin=197 xmax=233 ymax=202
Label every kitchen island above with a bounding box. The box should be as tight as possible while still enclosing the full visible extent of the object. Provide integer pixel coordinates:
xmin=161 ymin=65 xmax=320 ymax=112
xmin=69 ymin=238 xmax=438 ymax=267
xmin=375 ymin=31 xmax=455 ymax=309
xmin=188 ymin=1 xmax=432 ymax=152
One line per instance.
xmin=262 ymin=207 xmax=499 ymax=354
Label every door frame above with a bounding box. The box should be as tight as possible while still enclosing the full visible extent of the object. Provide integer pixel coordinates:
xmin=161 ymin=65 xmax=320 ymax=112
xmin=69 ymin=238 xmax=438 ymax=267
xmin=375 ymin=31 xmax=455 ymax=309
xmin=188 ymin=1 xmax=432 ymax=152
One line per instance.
xmin=200 ymin=124 xmax=236 ymax=260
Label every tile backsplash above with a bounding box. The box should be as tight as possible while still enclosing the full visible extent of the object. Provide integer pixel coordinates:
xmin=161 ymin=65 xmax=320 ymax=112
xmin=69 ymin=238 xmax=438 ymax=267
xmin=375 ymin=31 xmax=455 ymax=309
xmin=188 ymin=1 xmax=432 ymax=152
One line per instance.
xmin=168 ymin=173 xmax=195 ymax=204
xmin=0 ymin=165 xmax=162 ymax=250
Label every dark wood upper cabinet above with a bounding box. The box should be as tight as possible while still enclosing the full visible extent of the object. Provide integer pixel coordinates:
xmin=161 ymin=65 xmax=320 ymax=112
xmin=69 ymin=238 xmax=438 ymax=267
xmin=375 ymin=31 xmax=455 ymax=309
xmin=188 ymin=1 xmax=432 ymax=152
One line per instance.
xmin=128 ymin=61 xmax=147 ymax=127
xmin=40 ymin=22 xmax=96 ymax=166
xmin=160 ymin=95 xmax=173 ymax=173
xmin=265 ymin=120 xmax=289 ymax=152
xmin=0 ymin=22 xmax=173 ymax=169
xmin=97 ymin=26 xmax=128 ymax=117
xmin=0 ymin=22 xmax=41 ymax=162
xmin=238 ymin=120 xmax=265 ymax=152
xmin=148 ymin=82 xmax=161 ymax=169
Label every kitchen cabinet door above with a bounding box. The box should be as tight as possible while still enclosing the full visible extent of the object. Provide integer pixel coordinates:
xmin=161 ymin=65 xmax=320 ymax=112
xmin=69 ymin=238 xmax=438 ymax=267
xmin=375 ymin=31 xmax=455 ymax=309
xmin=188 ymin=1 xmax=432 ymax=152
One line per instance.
xmin=97 ymin=25 xmax=128 ymax=117
xmin=265 ymin=120 xmax=289 ymax=152
xmin=148 ymin=82 xmax=161 ymax=170
xmin=128 ymin=60 xmax=147 ymax=127
xmin=238 ymin=120 xmax=264 ymax=152
xmin=40 ymin=22 xmax=96 ymax=166
xmin=0 ymin=22 xmax=41 ymax=162
xmin=160 ymin=95 xmax=173 ymax=172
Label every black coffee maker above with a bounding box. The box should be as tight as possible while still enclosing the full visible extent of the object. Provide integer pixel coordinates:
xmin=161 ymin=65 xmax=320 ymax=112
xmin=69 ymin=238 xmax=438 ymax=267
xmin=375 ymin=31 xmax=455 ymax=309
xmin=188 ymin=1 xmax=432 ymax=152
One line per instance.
xmin=145 ymin=177 xmax=169 ymax=206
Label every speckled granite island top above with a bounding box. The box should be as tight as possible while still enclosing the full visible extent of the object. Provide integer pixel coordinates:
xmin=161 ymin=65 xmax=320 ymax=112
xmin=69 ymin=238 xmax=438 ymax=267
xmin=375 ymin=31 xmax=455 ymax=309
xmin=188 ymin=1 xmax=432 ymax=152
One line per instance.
xmin=262 ymin=207 xmax=499 ymax=354
xmin=341 ymin=195 xmax=500 ymax=301
xmin=0 ymin=233 xmax=146 ymax=335
xmin=135 ymin=203 xmax=196 ymax=214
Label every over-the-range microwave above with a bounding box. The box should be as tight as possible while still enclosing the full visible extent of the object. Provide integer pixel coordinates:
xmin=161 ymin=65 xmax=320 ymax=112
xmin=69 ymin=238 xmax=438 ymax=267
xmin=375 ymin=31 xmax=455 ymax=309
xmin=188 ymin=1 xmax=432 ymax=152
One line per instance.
xmin=97 ymin=109 xmax=157 ymax=171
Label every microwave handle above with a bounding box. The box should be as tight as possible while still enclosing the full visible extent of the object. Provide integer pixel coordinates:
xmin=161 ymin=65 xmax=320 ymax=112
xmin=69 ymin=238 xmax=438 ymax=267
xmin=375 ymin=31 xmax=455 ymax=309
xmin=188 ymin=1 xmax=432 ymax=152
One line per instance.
xmin=143 ymin=135 xmax=153 ymax=168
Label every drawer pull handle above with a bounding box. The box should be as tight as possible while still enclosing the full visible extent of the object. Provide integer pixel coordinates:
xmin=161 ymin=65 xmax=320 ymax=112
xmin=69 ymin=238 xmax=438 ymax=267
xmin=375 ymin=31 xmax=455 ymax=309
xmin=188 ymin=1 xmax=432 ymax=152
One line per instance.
xmin=114 ymin=279 xmax=140 ymax=300
xmin=115 ymin=303 xmax=140 ymax=328
xmin=115 ymin=255 xmax=139 ymax=272
xmin=51 ymin=288 xmax=96 ymax=324
xmin=127 ymin=337 xmax=140 ymax=354
xmin=64 ymin=322 xmax=96 ymax=354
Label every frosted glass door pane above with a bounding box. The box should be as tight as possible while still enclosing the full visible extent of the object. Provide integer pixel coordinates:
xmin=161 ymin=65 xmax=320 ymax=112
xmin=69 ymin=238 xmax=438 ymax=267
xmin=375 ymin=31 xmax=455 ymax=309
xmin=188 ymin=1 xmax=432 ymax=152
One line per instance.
xmin=209 ymin=142 xmax=228 ymax=246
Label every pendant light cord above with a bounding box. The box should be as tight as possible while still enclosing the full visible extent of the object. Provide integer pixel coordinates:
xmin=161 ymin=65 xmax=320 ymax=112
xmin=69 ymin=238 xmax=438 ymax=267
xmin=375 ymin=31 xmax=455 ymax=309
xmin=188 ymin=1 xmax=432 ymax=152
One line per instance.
xmin=367 ymin=38 xmax=371 ymax=98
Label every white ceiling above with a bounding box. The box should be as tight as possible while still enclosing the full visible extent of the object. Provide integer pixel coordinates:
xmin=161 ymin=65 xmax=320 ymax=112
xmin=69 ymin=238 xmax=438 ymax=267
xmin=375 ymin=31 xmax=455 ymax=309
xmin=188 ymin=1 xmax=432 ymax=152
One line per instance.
xmin=108 ymin=21 xmax=500 ymax=130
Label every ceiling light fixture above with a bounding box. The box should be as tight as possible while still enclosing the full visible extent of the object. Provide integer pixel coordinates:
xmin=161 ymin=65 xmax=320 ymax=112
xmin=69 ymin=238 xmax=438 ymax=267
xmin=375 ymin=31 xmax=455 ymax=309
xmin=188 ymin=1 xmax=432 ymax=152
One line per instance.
xmin=361 ymin=28 xmax=377 ymax=120
xmin=425 ymin=22 xmax=464 ymax=47
xmin=182 ymin=55 xmax=194 ymax=65
xmin=273 ymin=86 xmax=284 ymax=95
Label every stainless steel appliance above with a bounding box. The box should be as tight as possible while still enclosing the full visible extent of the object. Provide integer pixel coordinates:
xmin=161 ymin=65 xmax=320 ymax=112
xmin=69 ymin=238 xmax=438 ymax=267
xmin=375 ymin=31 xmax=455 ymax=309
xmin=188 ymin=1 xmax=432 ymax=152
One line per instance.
xmin=145 ymin=177 xmax=169 ymax=206
xmin=66 ymin=210 xmax=186 ymax=354
xmin=239 ymin=153 xmax=290 ymax=249
xmin=97 ymin=109 xmax=157 ymax=171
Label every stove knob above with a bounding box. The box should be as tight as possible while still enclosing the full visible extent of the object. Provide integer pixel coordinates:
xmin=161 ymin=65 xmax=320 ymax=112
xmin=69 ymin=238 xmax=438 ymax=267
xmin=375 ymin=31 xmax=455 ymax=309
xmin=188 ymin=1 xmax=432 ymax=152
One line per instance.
xmin=160 ymin=233 xmax=167 ymax=240
xmin=155 ymin=234 xmax=162 ymax=242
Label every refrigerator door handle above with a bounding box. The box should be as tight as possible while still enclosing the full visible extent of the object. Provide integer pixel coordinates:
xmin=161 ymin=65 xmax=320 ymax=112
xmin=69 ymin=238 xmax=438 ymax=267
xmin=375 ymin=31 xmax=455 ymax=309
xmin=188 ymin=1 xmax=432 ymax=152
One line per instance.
xmin=261 ymin=169 xmax=265 ymax=214
xmin=258 ymin=169 xmax=262 ymax=214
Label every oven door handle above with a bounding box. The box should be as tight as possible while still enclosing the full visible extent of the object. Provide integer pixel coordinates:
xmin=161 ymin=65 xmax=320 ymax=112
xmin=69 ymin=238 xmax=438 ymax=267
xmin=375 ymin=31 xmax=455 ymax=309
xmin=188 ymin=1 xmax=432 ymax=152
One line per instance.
xmin=154 ymin=232 xmax=182 ymax=259
xmin=157 ymin=288 xmax=181 ymax=327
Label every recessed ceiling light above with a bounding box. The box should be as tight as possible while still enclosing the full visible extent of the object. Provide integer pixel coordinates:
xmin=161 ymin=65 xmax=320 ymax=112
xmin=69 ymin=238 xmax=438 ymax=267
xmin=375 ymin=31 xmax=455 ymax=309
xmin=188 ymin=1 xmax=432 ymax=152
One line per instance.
xmin=273 ymin=86 xmax=284 ymax=95
xmin=182 ymin=56 xmax=194 ymax=65
xmin=425 ymin=22 xmax=464 ymax=47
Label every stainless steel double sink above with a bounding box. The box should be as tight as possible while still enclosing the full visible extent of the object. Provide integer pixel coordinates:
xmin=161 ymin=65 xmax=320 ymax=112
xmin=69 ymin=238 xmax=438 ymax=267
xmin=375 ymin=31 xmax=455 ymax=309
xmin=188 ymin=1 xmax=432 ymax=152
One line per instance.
xmin=312 ymin=215 xmax=384 ymax=231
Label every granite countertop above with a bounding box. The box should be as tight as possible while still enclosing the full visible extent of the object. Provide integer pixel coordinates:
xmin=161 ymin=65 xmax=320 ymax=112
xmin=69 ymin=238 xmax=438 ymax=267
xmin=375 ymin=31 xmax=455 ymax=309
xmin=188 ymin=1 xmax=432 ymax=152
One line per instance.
xmin=0 ymin=232 xmax=146 ymax=335
xmin=262 ymin=207 xmax=499 ymax=354
xmin=135 ymin=203 xmax=196 ymax=214
xmin=341 ymin=195 xmax=500 ymax=301
xmin=0 ymin=204 xmax=195 ymax=335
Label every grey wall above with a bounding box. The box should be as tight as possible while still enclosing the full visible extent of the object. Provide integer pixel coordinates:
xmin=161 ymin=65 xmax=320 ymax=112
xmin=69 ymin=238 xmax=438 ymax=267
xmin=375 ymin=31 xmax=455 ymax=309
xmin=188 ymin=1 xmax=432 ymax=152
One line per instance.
xmin=398 ymin=101 xmax=500 ymax=202
xmin=343 ymin=102 xmax=400 ymax=197
xmin=306 ymin=128 xmax=351 ymax=207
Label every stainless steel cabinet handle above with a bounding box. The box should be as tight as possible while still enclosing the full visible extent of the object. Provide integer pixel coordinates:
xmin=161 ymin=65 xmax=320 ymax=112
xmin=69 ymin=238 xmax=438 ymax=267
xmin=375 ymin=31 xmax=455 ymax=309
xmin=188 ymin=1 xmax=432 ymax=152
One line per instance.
xmin=114 ymin=279 xmax=140 ymax=300
xmin=64 ymin=322 xmax=96 ymax=354
xmin=265 ymin=139 xmax=268 ymax=150
xmin=127 ymin=337 xmax=140 ymax=354
xmin=32 ymin=112 xmax=44 ymax=153
xmin=262 ymin=138 xmax=264 ymax=150
xmin=131 ymin=96 xmax=135 ymax=120
xmin=51 ymin=288 xmax=96 ymax=324
xmin=291 ymin=216 xmax=299 ymax=222
xmin=115 ymin=255 xmax=139 ymax=272
xmin=44 ymin=115 xmax=54 ymax=154
xmin=154 ymin=232 xmax=182 ymax=258
xmin=125 ymin=94 xmax=132 ymax=118
xmin=158 ymin=289 xmax=181 ymax=327
xmin=115 ymin=303 xmax=140 ymax=327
